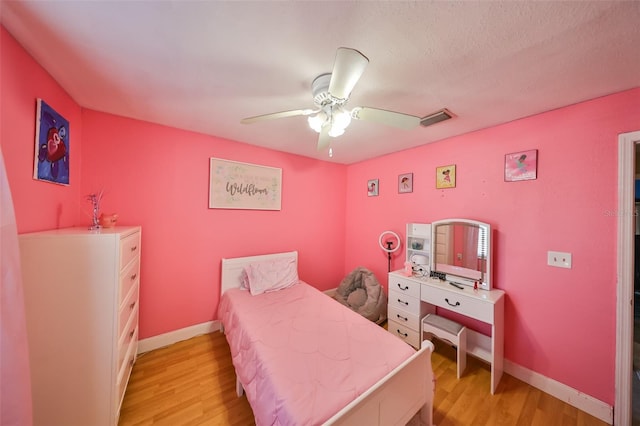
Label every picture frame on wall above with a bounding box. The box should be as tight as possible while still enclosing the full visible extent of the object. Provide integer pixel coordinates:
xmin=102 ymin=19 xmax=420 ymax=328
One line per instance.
xmin=398 ymin=173 xmax=413 ymax=193
xmin=209 ymin=158 xmax=282 ymax=210
xmin=34 ymin=99 xmax=70 ymax=185
xmin=367 ymin=179 xmax=379 ymax=196
xmin=436 ymin=165 xmax=456 ymax=189
xmin=505 ymin=149 xmax=538 ymax=182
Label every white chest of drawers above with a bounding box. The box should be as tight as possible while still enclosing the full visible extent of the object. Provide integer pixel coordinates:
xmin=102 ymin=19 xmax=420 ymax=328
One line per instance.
xmin=19 ymin=226 xmax=141 ymax=426
xmin=387 ymin=273 xmax=431 ymax=349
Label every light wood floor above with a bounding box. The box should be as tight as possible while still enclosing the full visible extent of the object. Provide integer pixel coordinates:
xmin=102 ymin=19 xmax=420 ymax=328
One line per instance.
xmin=119 ymin=331 xmax=608 ymax=426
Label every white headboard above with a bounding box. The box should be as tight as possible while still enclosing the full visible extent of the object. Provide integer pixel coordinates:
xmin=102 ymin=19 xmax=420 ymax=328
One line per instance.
xmin=220 ymin=251 xmax=298 ymax=295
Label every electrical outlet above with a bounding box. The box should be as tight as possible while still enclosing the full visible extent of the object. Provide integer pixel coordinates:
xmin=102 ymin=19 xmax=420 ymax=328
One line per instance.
xmin=547 ymin=251 xmax=572 ymax=269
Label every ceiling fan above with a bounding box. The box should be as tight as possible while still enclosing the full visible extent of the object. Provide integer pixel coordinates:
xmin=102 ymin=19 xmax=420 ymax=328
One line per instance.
xmin=240 ymin=47 xmax=422 ymax=153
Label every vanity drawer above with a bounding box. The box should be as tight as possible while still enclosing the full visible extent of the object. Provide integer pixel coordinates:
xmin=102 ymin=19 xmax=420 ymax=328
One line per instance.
xmin=421 ymin=284 xmax=493 ymax=323
xmin=389 ymin=289 xmax=421 ymax=315
xmin=120 ymin=231 xmax=141 ymax=270
xmin=388 ymin=305 xmax=421 ymax=332
xmin=388 ymin=275 xmax=421 ymax=299
xmin=388 ymin=320 xmax=420 ymax=348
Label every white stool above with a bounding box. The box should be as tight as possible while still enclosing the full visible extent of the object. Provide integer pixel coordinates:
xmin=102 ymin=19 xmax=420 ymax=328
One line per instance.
xmin=422 ymin=313 xmax=467 ymax=379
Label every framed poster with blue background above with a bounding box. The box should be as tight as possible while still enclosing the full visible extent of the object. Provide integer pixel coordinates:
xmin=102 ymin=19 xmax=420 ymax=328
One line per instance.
xmin=34 ymin=99 xmax=69 ymax=185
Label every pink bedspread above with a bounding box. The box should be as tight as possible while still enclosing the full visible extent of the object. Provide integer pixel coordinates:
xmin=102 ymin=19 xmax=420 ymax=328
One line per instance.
xmin=219 ymin=282 xmax=416 ymax=426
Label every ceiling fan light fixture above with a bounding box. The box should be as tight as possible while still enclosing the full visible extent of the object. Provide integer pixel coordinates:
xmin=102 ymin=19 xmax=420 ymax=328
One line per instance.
xmin=307 ymin=112 xmax=326 ymax=132
xmin=308 ymin=105 xmax=352 ymax=137
xmin=332 ymin=107 xmax=352 ymax=130
xmin=328 ymin=126 xmax=345 ymax=137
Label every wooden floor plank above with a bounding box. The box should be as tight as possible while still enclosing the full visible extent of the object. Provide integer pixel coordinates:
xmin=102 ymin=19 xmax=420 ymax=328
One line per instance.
xmin=118 ymin=332 xmax=608 ymax=426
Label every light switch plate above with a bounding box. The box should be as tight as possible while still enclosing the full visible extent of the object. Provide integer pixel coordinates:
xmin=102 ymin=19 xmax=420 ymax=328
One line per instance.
xmin=547 ymin=251 xmax=572 ymax=268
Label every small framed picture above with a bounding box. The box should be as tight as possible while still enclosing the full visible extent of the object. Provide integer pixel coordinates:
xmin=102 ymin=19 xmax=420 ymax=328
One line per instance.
xmin=367 ymin=179 xmax=379 ymax=197
xmin=398 ymin=173 xmax=413 ymax=193
xmin=34 ymin=99 xmax=70 ymax=185
xmin=505 ymin=149 xmax=538 ymax=182
xmin=436 ymin=165 xmax=456 ymax=189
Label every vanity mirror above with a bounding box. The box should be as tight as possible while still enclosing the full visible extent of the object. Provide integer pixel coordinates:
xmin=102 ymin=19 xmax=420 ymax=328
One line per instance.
xmin=430 ymin=218 xmax=493 ymax=290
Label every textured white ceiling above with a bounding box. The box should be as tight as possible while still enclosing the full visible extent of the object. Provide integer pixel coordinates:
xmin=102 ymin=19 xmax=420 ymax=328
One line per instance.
xmin=2 ymin=1 xmax=639 ymax=164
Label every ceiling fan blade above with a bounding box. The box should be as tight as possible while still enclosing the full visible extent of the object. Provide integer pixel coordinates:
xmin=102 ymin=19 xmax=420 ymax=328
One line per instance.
xmin=328 ymin=48 xmax=369 ymax=101
xmin=351 ymin=107 xmax=420 ymax=130
xmin=317 ymin=126 xmax=331 ymax=151
xmin=241 ymin=109 xmax=316 ymax=124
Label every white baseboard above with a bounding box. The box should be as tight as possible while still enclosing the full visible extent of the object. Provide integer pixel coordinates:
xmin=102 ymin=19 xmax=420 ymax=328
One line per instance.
xmin=504 ymin=359 xmax=613 ymax=425
xmin=137 ymin=320 xmax=221 ymax=354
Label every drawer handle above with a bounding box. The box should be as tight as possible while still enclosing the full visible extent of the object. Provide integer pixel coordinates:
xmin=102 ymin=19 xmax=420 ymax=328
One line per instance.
xmin=397 ymin=283 xmax=409 ymax=291
xmin=396 ymin=314 xmax=408 ymax=322
xmin=445 ymin=298 xmax=461 ymax=307
xmin=396 ymin=329 xmax=408 ymax=338
xmin=130 ymin=273 xmax=137 ymax=281
xmin=397 ymin=298 xmax=409 ymax=306
xmin=131 ymin=245 xmax=138 ymax=252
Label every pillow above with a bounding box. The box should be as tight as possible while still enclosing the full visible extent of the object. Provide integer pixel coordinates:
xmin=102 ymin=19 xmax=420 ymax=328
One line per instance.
xmin=244 ymin=256 xmax=298 ymax=296
xmin=239 ymin=269 xmax=250 ymax=290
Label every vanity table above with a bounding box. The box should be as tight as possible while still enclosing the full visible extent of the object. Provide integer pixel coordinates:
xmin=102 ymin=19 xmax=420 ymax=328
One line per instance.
xmin=388 ymin=271 xmax=505 ymax=394
xmin=387 ymin=218 xmax=505 ymax=393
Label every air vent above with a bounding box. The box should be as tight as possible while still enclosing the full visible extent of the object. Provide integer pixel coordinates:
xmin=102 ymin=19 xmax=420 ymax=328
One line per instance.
xmin=420 ymin=109 xmax=454 ymax=127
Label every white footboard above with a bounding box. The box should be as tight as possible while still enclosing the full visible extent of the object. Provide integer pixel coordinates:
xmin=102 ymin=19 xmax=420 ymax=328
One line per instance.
xmin=323 ymin=340 xmax=435 ymax=426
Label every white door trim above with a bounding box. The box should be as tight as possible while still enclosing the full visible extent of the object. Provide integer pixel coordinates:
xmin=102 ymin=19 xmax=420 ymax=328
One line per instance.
xmin=616 ymin=130 xmax=640 ymax=426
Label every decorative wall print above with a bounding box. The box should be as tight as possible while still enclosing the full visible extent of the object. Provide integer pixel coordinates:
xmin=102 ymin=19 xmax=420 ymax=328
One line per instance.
xmin=367 ymin=179 xmax=379 ymax=197
xmin=398 ymin=173 xmax=413 ymax=193
xmin=209 ymin=158 xmax=282 ymax=210
xmin=505 ymin=149 xmax=538 ymax=182
xmin=34 ymin=99 xmax=69 ymax=185
xmin=436 ymin=164 xmax=456 ymax=189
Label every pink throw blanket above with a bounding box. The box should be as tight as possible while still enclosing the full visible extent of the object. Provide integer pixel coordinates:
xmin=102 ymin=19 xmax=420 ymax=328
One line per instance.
xmin=219 ymin=282 xmax=415 ymax=425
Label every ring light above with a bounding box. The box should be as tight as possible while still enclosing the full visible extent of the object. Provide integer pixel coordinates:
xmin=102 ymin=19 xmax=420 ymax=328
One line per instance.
xmin=378 ymin=230 xmax=401 ymax=271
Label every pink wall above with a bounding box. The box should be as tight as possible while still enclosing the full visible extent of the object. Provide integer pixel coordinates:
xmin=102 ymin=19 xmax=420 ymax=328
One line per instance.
xmin=344 ymin=87 xmax=640 ymax=405
xmin=80 ymin=111 xmax=347 ymax=338
xmin=1 ymin=27 xmax=83 ymax=231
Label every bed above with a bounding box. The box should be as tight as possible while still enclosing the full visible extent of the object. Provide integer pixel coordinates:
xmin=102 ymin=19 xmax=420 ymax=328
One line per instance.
xmin=218 ymin=251 xmax=434 ymax=425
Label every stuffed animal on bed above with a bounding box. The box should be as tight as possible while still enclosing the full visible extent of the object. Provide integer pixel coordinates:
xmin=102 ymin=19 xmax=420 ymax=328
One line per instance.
xmin=334 ymin=267 xmax=387 ymax=324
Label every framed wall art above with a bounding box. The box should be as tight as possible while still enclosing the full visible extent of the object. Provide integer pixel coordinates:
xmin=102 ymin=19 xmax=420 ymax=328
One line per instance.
xmin=505 ymin=149 xmax=538 ymax=182
xmin=436 ymin=165 xmax=456 ymax=189
xmin=209 ymin=158 xmax=282 ymax=210
xmin=398 ymin=173 xmax=413 ymax=193
xmin=367 ymin=179 xmax=379 ymax=197
xmin=34 ymin=99 xmax=70 ymax=185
